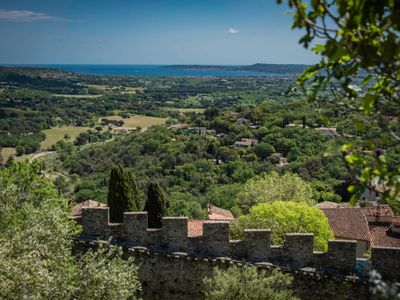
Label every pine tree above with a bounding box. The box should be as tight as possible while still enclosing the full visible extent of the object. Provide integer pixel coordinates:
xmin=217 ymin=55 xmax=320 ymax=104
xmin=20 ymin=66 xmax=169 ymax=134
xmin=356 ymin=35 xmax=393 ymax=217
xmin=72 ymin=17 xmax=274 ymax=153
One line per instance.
xmin=144 ymin=181 xmax=169 ymax=228
xmin=107 ymin=166 xmax=139 ymax=223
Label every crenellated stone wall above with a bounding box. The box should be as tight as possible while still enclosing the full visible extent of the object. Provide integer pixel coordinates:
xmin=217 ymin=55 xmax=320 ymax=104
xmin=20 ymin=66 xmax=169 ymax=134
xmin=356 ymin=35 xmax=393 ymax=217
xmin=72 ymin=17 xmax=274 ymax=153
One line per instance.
xmin=81 ymin=207 xmax=400 ymax=280
xmin=79 ymin=207 xmax=399 ymax=299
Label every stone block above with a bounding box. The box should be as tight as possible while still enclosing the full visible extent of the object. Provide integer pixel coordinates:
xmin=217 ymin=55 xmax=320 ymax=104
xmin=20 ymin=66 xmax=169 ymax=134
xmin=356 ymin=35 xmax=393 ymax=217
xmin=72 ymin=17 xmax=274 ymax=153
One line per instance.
xmin=244 ymin=229 xmax=271 ymax=261
xmin=162 ymin=217 xmax=188 ymax=251
xmin=82 ymin=207 xmax=109 ymax=238
xmin=372 ymin=246 xmax=400 ymax=281
xmin=123 ymin=212 xmax=148 ymax=244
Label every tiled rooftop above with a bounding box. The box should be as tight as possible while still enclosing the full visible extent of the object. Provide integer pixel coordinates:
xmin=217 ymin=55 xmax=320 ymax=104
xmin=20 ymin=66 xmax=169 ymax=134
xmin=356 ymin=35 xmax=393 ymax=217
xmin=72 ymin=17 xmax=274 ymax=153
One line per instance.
xmin=321 ymin=207 xmax=371 ymax=242
xmin=369 ymin=224 xmax=400 ymax=248
xmin=188 ymin=219 xmax=204 ymax=237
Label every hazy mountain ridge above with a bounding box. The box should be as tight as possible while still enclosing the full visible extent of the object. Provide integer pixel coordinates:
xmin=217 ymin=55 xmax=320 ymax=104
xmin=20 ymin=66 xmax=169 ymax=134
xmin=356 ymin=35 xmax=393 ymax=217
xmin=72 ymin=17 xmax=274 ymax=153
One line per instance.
xmin=165 ymin=63 xmax=308 ymax=74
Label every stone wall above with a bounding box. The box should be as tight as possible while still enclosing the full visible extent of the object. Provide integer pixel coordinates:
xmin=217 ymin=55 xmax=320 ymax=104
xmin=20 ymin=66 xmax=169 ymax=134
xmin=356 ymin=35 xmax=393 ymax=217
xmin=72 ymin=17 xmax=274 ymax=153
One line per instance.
xmin=76 ymin=240 xmax=369 ymax=300
xmin=81 ymin=207 xmax=400 ymax=281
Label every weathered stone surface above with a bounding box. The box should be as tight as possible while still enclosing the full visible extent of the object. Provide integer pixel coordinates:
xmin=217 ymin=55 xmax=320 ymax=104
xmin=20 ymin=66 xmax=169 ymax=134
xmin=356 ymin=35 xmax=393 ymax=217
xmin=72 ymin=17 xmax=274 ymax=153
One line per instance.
xmin=81 ymin=207 xmax=400 ymax=281
xmin=75 ymin=240 xmax=370 ymax=300
xmin=372 ymin=246 xmax=400 ymax=280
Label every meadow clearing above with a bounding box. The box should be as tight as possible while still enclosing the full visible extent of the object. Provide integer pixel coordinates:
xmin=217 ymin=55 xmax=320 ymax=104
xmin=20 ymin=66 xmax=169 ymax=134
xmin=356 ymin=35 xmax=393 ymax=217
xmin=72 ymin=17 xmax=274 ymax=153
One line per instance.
xmin=41 ymin=126 xmax=90 ymax=149
xmin=1 ymin=147 xmax=16 ymax=161
xmin=100 ymin=115 xmax=167 ymax=130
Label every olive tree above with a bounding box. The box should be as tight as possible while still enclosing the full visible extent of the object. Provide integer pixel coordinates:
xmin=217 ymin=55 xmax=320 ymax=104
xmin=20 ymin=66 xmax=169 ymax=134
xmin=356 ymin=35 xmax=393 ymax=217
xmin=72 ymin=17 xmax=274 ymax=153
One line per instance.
xmin=204 ymin=265 xmax=298 ymax=300
xmin=0 ymin=162 xmax=141 ymax=299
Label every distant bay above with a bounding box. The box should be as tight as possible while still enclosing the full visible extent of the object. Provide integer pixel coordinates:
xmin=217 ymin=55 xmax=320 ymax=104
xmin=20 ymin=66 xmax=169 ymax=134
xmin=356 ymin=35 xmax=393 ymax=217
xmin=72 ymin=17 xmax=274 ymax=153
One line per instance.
xmin=2 ymin=64 xmax=301 ymax=77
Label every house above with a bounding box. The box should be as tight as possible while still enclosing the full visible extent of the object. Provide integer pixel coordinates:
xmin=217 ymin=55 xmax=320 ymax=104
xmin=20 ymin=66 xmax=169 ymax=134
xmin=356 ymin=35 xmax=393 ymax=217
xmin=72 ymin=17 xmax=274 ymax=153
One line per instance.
xmin=369 ymin=219 xmax=400 ymax=248
xmin=188 ymin=205 xmax=235 ymax=237
xmin=320 ymin=207 xmax=371 ymax=257
xmin=270 ymin=152 xmax=289 ymax=167
xmin=362 ymin=203 xmax=394 ymax=223
xmin=359 ymin=183 xmax=386 ymax=202
xmin=314 ymin=127 xmax=340 ymax=136
xmin=316 ymin=201 xmax=342 ymax=209
xmin=316 ymin=201 xmax=352 ymax=209
xmin=285 ymin=123 xmax=300 ymax=128
xmin=69 ymin=200 xmax=107 ymax=223
xmin=188 ymin=127 xmax=207 ymax=135
xmin=207 ymin=204 xmax=234 ymax=221
xmin=364 ymin=204 xmax=400 ymax=248
xmin=320 ymin=203 xmax=400 ymax=256
xmin=235 ymin=118 xmax=251 ymax=125
xmin=113 ymin=127 xmax=139 ymax=134
xmin=169 ymin=123 xmax=189 ymax=130
xmin=360 ymin=188 xmax=381 ymax=202
xmin=188 ymin=219 xmax=204 ymax=237
xmin=234 ymin=138 xmax=258 ymax=147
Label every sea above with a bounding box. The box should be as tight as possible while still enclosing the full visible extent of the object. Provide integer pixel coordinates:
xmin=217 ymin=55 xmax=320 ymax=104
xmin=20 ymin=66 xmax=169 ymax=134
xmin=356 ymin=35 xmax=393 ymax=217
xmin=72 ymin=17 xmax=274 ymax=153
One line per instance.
xmin=3 ymin=64 xmax=288 ymax=77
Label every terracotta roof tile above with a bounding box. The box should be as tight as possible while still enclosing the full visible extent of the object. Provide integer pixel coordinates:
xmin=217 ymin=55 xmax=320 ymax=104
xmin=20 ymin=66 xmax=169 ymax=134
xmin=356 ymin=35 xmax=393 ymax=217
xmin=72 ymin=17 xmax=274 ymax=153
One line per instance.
xmin=188 ymin=220 xmax=204 ymax=237
xmin=69 ymin=200 xmax=107 ymax=218
xmin=362 ymin=204 xmax=394 ymax=217
xmin=369 ymin=224 xmax=400 ymax=248
xmin=316 ymin=201 xmax=340 ymax=209
xmin=208 ymin=204 xmax=234 ymax=221
xmin=321 ymin=207 xmax=371 ymax=242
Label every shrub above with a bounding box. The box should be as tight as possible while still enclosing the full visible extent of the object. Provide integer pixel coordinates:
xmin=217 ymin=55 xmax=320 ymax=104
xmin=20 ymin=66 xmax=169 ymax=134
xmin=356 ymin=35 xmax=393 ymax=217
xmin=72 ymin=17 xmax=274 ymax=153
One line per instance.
xmin=204 ymin=265 xmax=298 ymax=300
xmin=231 ymin=201 xmax=334 ymax=251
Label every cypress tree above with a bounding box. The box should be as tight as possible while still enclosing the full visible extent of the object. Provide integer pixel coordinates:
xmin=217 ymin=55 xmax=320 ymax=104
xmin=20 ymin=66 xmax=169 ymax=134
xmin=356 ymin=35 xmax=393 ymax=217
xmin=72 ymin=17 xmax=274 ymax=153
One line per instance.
xmin=107 ymin=166 xmax=138 ymax=223
xmin=144 ymin=181 xmax=169 ymax=228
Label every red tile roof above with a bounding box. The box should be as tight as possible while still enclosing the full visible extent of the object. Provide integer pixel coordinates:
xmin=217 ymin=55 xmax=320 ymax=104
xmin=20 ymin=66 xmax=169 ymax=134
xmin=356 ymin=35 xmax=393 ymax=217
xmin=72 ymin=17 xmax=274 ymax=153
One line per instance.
xmin=362 ymin=204 xmax=394 ymax=218
xmin=321 ymin=207 xmax=371 ymax=242
xmin=369 ymin=224 xmax=400 ymax=248
xmin=188 ymin=220 xmax=204 ymax=237
xmin=69 ymin=200 xmax=107 ymax=219
xmin=208 ymin=204 xmax=234 ymax=221
xmin=316 ymin=201 xmax=340 ymax=209
xmin=316 ymin=201 xmax=353 ymax=209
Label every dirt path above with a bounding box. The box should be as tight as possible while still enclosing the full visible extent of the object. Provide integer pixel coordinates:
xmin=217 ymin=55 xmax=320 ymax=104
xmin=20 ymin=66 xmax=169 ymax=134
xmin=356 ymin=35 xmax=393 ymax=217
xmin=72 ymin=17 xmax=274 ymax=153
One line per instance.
xmin=29 ymin=151 xmax=54 ymax=162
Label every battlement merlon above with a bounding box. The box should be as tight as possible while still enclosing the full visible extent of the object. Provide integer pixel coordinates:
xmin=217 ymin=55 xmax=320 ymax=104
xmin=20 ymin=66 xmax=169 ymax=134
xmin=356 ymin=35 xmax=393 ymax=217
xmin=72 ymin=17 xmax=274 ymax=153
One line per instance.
xmin=80 ymin=207 xmax=400 ymax=280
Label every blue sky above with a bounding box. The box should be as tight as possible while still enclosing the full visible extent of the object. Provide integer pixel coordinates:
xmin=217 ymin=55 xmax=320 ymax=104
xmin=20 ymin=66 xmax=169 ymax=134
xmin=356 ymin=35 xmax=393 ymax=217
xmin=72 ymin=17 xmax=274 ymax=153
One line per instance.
xmin=0 ymin=0 xmax=318 ymax=64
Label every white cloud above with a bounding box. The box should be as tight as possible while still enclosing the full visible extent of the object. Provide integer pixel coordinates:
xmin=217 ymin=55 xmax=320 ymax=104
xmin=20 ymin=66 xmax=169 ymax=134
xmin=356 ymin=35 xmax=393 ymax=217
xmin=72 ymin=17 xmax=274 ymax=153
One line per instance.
xmin=227 ymin=27 xmax=239 ymax=34
xmin=0 ymin=9 xmax=73 ymax=22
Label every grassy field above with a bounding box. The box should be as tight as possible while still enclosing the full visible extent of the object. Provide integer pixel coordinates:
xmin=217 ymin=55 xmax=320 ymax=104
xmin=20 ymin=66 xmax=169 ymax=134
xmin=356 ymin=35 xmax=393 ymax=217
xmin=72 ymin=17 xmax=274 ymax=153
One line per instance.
xmin=100 ymin=115 xmax=167 ymax=130
xmin=14 ymin=153 xmax=36 ymax=162
xmin=86 ymin=84 xmax=109 ymax=91
xmin=41 ymin=126 xmax=90 ymax=149
xmin=1 ymin=147 xmax=16 ymax=161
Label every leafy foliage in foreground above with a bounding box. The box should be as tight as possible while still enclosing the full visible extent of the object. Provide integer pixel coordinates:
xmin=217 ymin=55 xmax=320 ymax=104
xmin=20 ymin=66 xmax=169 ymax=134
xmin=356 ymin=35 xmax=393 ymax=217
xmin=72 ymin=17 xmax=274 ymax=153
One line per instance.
xmin=203 ymin=265 xmax=298 ymax=300
xmin=369 ymin=270 xmax=400 ymax=300
xmin=0 ymin=162 xmax=141 ymax=299
xmin=279 ymin=0 xmax=400 ymax=212
xmin=231 ymin=201 xmax=334 ymax=251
